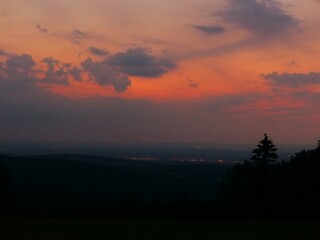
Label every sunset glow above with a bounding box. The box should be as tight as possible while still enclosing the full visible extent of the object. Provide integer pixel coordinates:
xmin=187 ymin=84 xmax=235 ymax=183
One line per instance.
xmin=1 ymin=0 xmax=320 ymax=145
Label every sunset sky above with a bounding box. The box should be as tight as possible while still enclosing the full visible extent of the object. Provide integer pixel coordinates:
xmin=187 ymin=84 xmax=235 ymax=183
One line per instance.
xmin=1 ymin=0 xmax=320 ymax=146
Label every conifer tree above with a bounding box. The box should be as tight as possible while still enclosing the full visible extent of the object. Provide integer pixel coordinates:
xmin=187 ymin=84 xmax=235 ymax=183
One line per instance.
xmin=250 ymin=133 xmax=278 ymax=166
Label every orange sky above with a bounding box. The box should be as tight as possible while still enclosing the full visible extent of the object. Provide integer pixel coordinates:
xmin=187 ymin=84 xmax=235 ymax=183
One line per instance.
xmin=1 ymin=0 xmax=320 ymax=145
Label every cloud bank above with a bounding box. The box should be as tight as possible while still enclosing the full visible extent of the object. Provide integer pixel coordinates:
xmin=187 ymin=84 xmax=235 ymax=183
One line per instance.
xmin=108 ymin=48 xmax=177 ymax=78
xmin=217 ymin=0 xmax=299 ymax=38
xmin=263 ymin=72 xmax=320 ymax=87
xmin=192 ymin=25 xmax=225 ymax=35
xmin=0 ymin=48 xmax=177 ymax=93
xmin=89 ymin=47 xmax=108 ymax=56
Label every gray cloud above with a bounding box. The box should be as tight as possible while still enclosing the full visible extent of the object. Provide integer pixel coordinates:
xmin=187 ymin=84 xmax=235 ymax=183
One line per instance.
xmin=262 ymin=72 xmax=320 ymax=87
xmin=89 ymin=47 xmax=108 ymax=56
xmin=42 ymin=57 xmax=59 ymax=76
xmin=0 ymin=47 xmax=177 ymax=94
xmin=1 ymin=53 xmax=36 ymax=78
xmin=82 ymin=58 xmax=131 ymax=92
xmin=108 ymin=48 xmax=177 ymax=78
xmin=41 ymin=57 xmax=70 ymax=85
xmin=70 ymin=67 xmax=82 ymax=81
xmin=35 ymin=24 xmax=48 ymax=34
xmin=217 ymin=0 xmax=299 ymax=38
xmin=0 ymin=54 xmax=71 ymax=86
xmin=72 ymin=29 xmax=86 ymax=45
xmin=192 ymin=25 xmax=225 ymax=35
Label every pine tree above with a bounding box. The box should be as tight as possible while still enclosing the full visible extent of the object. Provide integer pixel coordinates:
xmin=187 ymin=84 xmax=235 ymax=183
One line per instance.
xmin=250 ymin=133 xmax=278 ymax=166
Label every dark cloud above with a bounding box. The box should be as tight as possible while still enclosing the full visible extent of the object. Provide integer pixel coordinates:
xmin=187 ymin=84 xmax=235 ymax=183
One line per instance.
xmin=217 ymin=0 xmax=299 ymax=38
xmin=0 ymin=47 xmax=177 ymax=94
xmin=1 ymin=53 xmax=36 ymax=78
xmin=5 ymin=54 xmax=35 ymax=72
xmin=89 ymin=47 xmax=108 ymax=56
xmin=262 ymin=72 xmax=320 ymax=87
xmin=0 ymin=49 xmax=6 ymax=56
xmin=35 ymin=24 xmax=48 ymax=34
xmin=192 ymin=25 xmax=225 ymax=35
xmin=72 ymin=29 xmax=86 ymax=38
xmin=72 ymin=29 xmax=86 ymax=45
xmin=70 ymin=67 xmax=82 ymax=81
xmin=108 ymin=48 xmax=177 ymax=78
xmin=82 ymin=58 xmax=131 ymax=92
xmin=42 ymin=57 xmax=59 ymax=76
xmin=41 ymin=57 xmax=70 ymax=85
xmin=0 ymin=53 xmax=70 ymax=86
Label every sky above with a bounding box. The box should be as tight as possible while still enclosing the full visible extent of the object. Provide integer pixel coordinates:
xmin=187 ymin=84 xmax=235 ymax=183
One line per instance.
xmin=0 ymin=0 xmax=320 ymax=146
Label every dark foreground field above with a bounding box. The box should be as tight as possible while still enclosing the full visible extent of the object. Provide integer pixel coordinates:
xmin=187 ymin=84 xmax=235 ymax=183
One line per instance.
xmin=1 ymin=218 xmax=320 ymax=240
xmin=1 ymin=154 xmax=228 ymax=217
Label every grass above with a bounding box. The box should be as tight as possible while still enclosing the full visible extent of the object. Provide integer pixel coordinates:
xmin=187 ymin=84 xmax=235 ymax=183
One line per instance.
xmin=1 ymin=218 xmax=320 ymax=240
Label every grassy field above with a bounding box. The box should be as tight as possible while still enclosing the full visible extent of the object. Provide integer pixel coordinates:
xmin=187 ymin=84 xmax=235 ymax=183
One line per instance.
xmin=1 ymin=218 xmax=320 ymax=240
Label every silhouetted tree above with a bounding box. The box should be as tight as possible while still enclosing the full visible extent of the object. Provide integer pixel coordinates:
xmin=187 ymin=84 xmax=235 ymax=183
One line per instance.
xmin=219 ymin=134 xmax=280 ymax=219
xmin=250 ymin=133 xmax=278 ymax=167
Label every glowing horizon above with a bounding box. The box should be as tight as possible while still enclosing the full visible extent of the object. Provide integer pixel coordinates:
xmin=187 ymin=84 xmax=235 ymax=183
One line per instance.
xmin=1 ymin=0 xmax=320 ymax=145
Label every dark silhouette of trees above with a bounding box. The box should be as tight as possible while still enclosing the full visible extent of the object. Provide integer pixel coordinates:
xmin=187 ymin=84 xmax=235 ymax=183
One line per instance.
xmin=0 ymin=156 xmax=11 ymax=214
xmin=250 ymin=133 xmax=278 ymax=167
xmin=219 ymin=136 xmax=320 ymax=220
xmin=282 ymin=140 xmax=320 ymax=219
xmin=219 ymin=134 xmax=280 ymax=219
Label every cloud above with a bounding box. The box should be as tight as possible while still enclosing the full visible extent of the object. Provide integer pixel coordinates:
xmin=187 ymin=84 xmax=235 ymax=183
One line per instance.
xmin=1 ymin=47 xmax=177 ymax=93
xmin=72 ymin=29 xmax=86 ymax=45
xmin=81 ymin=58 xmax=131 ymax=92
xmin=41 ymin=57 xmax=70 ymax=85
xmin=35 ymin=24 xmax=48 ymax=34
xmin=108 ymin=48 xmax=177 ymax=78
xmin=1 ymin=53 xmax=36 ymax=78
xmin=217 ymin=0 xmax=299 ymax=38
xmin=69 ymin=67 xmax=82 ymax=81
xmin=192 ymin=25 xmax=225 ymax=35
xmin=0 ymin=53 xmax=71 ymax=86
xmin=287 ymin=60 xmax=298 ymax=68
xmin=88 ymin=47 xmax=108 ymax=56
xmin=262 ymin=72 xmax=320 ymax=87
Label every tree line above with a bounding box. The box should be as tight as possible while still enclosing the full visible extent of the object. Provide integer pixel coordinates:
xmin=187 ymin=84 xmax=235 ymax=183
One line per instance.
xmin=219 ymin=134 xmax=320 ymax=220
